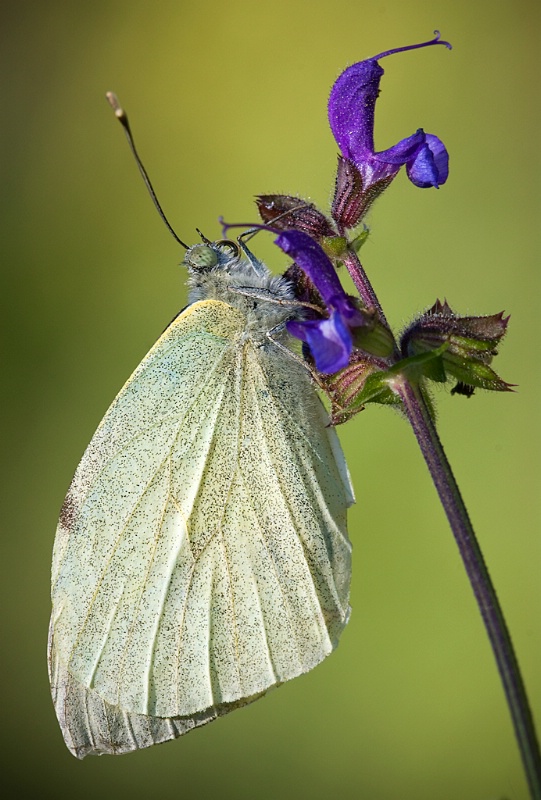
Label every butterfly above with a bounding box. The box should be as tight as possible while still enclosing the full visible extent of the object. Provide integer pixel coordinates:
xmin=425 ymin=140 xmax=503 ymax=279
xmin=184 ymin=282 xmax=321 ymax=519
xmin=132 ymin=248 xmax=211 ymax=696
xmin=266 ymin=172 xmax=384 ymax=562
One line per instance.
xmin=48 ymin=96 xmax=354 ymax=758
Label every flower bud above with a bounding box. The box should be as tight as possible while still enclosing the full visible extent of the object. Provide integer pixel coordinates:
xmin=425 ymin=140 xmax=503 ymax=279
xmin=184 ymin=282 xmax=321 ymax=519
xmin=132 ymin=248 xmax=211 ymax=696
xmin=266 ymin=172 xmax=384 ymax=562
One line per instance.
xmin=321 ymin=354 xmax=384 ymax=425
xmin=256 ymin=194 xmax=335 ymax=237
xmin=400 ymin=300 xmax=512 ymax=392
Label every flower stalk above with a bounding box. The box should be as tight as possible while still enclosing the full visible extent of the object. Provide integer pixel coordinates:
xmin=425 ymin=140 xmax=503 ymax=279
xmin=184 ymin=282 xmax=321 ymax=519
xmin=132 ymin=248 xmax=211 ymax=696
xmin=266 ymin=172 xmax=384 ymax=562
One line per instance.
xmin=334 ymin=238 xmax=541 ymax=798
xmin=341 ymin=246 xmax=390 ymax=330
xmin=322 ymin=198 xmax=541 ymax=796
xmin=260 ymin=32 xmax=541 ymax=796
xmin=395 ymin=379 xmax=541 ymax=800
xmin=330 ymin=235 xmax=541 ymax=795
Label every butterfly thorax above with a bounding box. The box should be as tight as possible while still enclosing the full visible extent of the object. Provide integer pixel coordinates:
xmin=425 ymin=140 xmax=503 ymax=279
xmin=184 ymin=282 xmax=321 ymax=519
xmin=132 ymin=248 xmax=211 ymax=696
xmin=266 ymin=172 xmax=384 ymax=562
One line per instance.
xmin=186 ymin=251 xmax=299 ymax=342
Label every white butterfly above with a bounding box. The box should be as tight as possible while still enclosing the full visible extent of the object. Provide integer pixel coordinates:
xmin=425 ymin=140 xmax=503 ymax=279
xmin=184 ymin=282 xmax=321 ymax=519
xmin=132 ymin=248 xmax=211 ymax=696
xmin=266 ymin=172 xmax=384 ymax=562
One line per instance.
xmin=49 ymin=237 xmax=354 ymax=757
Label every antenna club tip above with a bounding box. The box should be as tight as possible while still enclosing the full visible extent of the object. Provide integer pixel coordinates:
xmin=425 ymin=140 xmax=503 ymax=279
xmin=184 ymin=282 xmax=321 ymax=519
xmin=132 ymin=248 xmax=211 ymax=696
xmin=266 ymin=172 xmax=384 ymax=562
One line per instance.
xmin=106 ymin=91 xmax=125 ymax=119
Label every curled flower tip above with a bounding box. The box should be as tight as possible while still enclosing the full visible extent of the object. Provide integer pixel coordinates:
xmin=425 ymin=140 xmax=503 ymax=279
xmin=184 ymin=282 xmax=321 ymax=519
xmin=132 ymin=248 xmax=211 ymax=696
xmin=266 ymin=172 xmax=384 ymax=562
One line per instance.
xmin=373 ymin=31 xmax=452 ymax=61
xmin=433 ymin=30 xmax=453 ymax=50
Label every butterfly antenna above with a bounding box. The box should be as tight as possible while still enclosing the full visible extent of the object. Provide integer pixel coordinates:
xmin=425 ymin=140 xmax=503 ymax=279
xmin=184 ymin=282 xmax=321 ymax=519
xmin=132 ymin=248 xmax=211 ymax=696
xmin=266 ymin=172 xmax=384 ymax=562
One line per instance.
xmin=106 ymin=92 xmax=189 ymax=250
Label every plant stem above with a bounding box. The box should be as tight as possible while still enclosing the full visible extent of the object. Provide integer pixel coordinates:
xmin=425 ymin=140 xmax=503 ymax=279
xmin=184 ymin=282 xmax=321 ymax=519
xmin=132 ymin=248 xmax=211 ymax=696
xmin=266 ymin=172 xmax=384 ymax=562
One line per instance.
xmin=395 ymin=378 xmax=541 ymax=800
xmin=343 ymin=246 xmax=541 ymax=799
xmin=342 ymin=249 xmax=387 ymax=325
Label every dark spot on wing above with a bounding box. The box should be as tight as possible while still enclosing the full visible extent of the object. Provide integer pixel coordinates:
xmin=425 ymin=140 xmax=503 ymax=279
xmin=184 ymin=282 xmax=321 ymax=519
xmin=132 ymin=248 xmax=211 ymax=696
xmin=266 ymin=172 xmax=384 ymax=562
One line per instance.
xmin=59 ymin=490 xmax=77 ymax=532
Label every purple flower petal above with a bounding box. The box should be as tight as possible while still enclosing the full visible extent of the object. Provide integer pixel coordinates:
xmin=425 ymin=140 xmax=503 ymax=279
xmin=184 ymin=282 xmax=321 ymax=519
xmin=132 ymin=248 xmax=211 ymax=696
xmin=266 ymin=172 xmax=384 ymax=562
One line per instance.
xmin=407 ymin=133 xmax=449 ymax=187
xmin=330 ymin=293 xmax=365 ymax=327
xmin=287 ymin=312 xmax=352 ymax=373
xmin=275 ymin=230 xmax=365 ymax=372
xmin=275 ymin=230 xmax=344 ymax=306
xmin=374 ymin=129 xmax=426 ymax=165
xmin=327 ymin=33 xmax=451 ymax=195
xmin=328 ymin=59 xmax=382 ymax=161
xmin=276 ymin=230 xmax=364 ymax=321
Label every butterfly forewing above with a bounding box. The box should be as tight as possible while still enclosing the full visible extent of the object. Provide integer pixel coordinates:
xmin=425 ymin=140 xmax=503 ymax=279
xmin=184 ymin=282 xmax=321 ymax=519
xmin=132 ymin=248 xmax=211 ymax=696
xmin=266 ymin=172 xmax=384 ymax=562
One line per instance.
xmin=50 ymin=298 xmax=353 ymax=757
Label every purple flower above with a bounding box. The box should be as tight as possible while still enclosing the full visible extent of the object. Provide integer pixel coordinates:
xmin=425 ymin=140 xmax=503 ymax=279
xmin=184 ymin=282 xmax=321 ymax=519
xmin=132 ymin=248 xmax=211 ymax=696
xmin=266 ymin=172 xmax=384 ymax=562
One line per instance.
xmin=275 ymin=230 xmax=364 ymax=373
xmin=328 ymin=33 xmax=451 ymax=195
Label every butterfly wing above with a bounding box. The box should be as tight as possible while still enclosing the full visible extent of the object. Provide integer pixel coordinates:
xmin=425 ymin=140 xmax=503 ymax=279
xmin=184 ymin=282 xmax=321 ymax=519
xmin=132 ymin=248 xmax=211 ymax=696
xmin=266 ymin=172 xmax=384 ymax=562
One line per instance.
xmin=49 ymin=299 xmax=353 ymax=757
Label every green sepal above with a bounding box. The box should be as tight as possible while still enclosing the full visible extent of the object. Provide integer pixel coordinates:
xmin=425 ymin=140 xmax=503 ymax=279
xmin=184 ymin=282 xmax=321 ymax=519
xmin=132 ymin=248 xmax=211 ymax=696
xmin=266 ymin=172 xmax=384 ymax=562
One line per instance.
xmin=321 ymin=236 xmax=348 ymax=260
xmin=351 ymin=311 xmax=395 ymax=358
xmin=406 ymin=340 xmax=511 ymax=391
xmin=436 ymin=351 xmax=511 ymax=391
xmin=386 ymin=344 xmax=449 ymax=384
xmin=324 ymin=346 xmax=450 ymax=425
xmin=353 ymin=326 xmax=395 ymax=358
xmin=350 ymin=226 xmax=370 ymax=252
xmin=327 ymin=369 xmax=400 ymax=425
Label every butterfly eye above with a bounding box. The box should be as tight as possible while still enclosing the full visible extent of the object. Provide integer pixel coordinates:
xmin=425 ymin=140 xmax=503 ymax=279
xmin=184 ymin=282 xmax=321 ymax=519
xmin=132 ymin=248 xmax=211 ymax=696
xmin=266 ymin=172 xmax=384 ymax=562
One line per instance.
xmin=184 ymin=244 xmax=219 ymax=269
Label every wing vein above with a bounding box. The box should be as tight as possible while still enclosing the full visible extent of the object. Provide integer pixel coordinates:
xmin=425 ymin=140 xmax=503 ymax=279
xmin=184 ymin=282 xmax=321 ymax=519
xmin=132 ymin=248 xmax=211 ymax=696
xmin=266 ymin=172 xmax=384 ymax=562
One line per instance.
xmin=67 ymin=433 xmax=182 ymax=674
xmin=59 ymin=338 xmax=231 ymax=557
xmin=114 ymin=458 xmax=174 ymax=711
xmin=236 ymin=468 xmax=302 ymax=665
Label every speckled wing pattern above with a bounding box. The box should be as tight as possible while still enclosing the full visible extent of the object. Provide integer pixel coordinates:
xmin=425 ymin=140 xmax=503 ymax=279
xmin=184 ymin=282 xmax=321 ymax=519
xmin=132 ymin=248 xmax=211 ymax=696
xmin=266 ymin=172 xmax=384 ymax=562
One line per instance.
xmin=49 ymin=299 xmax=353 ymax=757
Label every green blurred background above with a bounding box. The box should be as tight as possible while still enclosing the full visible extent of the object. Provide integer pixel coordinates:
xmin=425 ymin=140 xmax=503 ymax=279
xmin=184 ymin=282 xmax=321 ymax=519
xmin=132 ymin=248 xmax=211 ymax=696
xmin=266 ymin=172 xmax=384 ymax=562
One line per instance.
xmin=2 ymin=1 xmax=539 ymax=798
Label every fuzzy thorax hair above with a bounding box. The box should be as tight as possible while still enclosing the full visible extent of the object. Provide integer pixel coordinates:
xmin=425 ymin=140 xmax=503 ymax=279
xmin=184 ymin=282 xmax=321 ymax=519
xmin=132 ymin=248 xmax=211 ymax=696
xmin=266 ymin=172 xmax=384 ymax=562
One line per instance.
xmin=185 ymin=243 xmax=300 ymax=341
